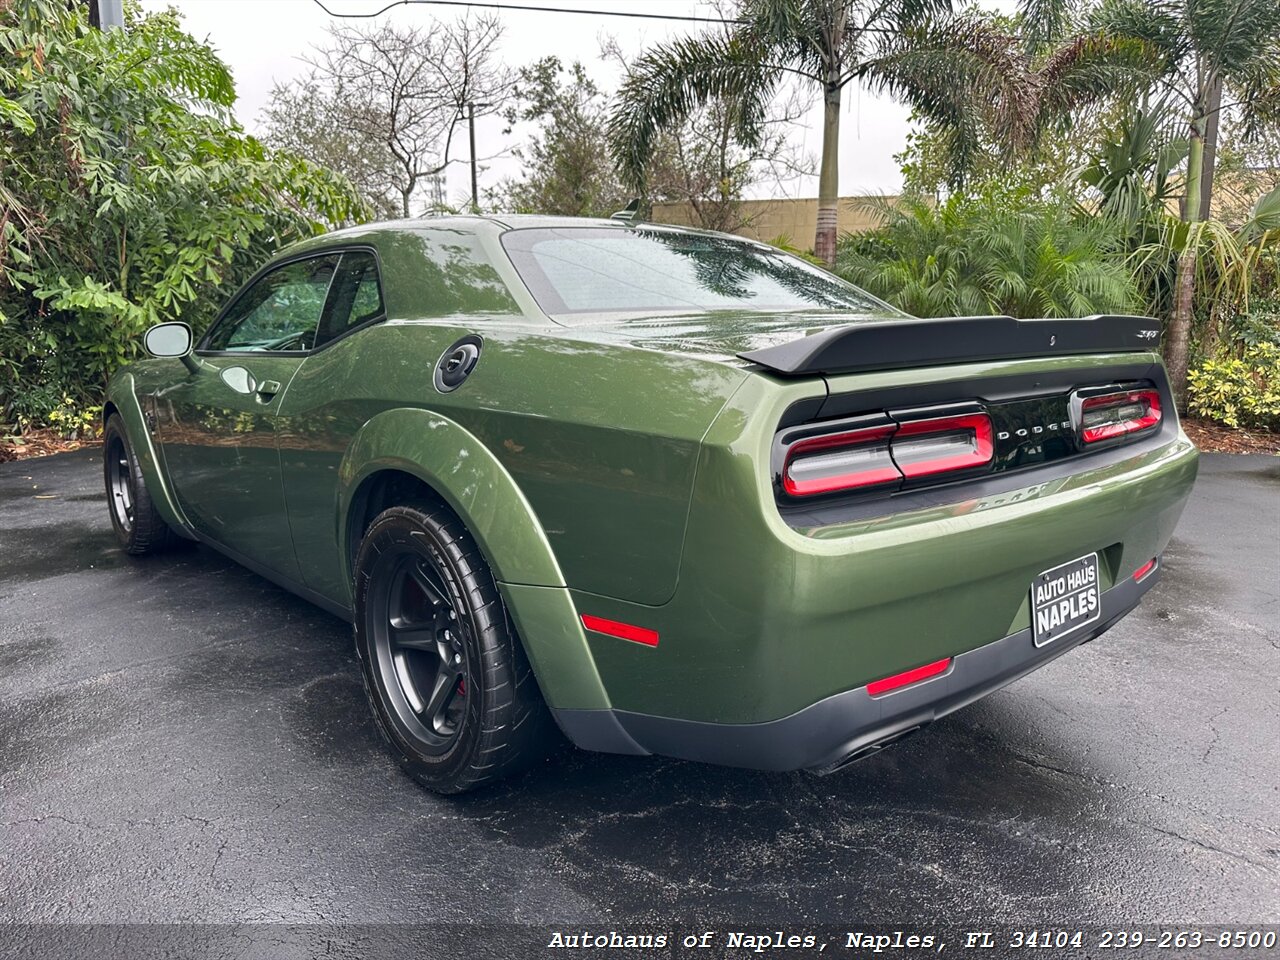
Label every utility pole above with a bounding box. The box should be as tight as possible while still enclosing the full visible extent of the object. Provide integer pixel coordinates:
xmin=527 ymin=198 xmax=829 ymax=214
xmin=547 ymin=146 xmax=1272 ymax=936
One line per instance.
xmin=88 ymin=0 xmax=124 ymax=30
xmin=465 ymin=102 xmax=492 ymax=214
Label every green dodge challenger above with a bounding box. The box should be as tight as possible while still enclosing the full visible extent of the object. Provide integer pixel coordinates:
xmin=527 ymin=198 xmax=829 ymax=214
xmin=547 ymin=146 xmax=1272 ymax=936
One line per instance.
xmin=103 ymin=215 xmax=1199 ymax=793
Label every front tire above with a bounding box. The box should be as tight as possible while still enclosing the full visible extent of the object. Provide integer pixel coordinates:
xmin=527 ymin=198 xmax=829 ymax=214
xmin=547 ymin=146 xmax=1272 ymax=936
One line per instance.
xmin=354 ymin=502 xmax=556 ymax=794
xmin=103 ymin=413 xmax=175 ymax=555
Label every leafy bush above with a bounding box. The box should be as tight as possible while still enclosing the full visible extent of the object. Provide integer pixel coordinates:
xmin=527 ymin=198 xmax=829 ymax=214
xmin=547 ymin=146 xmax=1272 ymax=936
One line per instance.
xmin=46 ymin=396 xmax=101 ymax=440
xmin=834 ymin=188 xmax=1140 ymax=319
xmin=1187 ymin=342 xmax=1280 ymax=431
xmin=0 ymin=1 xmax=368 ymax=432
xmin=1219 ymin=297 xmax=1280 ymax=351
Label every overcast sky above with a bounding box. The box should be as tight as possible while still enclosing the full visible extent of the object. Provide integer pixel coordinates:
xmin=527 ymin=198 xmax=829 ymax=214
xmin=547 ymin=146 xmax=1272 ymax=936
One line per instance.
xmin=138 ymin=0 xmax=1007 ymax=206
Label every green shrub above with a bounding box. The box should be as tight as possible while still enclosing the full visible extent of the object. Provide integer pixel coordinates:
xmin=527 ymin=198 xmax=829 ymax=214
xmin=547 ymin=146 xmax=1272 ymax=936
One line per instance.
xmin=833 ymin=188 xmax=1140 ymax=319
xmin=1219 ymin=297 xmax=1280 ymax=351
xmin=1187 ymin=342 xmax=1280 ymax=430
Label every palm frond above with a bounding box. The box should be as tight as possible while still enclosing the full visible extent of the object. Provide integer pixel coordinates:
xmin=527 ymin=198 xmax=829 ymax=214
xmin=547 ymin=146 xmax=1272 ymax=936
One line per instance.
xmin=1018 ymin=0 xmax=1077 ymax=51
xmin=608 ymin=33 xmax=780 ymax=190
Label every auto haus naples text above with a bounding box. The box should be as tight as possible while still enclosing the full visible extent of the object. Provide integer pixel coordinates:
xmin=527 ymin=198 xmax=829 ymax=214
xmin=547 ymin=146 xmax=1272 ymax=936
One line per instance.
xmin=1033 ymin=561 xmax=1099 ymax=634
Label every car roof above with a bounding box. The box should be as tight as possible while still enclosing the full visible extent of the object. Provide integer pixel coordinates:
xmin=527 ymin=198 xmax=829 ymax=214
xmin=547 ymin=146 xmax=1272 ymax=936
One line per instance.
xmin=294 ymin=213 xmax=755 ymax=245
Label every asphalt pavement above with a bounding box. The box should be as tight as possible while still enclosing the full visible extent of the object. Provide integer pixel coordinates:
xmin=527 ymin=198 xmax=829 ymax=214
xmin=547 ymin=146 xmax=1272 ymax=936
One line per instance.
xmin=1 ymin=449 xmax=1277 ymax=931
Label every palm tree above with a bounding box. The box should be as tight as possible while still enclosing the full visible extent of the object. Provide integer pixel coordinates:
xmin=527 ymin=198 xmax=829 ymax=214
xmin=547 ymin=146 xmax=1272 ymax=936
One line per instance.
xmin=609 ymin=0 xmax=952 ymax=267
xmin=1085 ymin=0 xmax=1280 ymax=404
xmin=1079 ymin=101 xmax=1187 ymax=230
xmin=867 ymin=13 xmax=1159 ymax=191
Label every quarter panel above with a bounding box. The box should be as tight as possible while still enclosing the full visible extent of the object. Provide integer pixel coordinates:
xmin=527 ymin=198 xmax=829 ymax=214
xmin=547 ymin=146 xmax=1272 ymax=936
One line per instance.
xmin=278 ymin=321 xmax=747 ymax=606
xmin=442 ymin=326 xmax=749 ymax=604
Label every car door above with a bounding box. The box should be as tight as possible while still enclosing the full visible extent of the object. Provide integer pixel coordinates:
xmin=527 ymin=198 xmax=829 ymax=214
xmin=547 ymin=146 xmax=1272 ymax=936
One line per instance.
xmin=157 ymin=254 xmax=340 ymax=581
xmin=274 ymin=249 xmax=390 ymax=603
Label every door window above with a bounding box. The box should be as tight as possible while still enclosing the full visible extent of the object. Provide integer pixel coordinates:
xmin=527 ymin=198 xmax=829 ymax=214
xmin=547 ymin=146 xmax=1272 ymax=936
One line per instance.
xmin=204 ymin=255 xmax=340 ymax=353
xmin=314 ymin=251 xmax=386 ymax=348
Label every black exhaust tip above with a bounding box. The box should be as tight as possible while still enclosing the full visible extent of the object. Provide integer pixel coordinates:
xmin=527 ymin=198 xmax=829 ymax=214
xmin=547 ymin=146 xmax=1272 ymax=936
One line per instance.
xmin=808 ymin=725 xmax=924 ymax=776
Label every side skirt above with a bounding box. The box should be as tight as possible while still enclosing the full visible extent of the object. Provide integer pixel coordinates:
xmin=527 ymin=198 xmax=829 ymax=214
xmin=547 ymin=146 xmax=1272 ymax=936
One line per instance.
xmin=190 ymin=530 xmax=354 ymax=623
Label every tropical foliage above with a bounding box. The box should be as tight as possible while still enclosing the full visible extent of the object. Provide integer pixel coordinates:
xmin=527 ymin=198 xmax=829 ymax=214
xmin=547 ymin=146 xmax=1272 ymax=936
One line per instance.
xmin=1087 ymin=0 xmax=1280 ymax=402
xmin=834 ymin=191 xmax=1139 ymax=317
xmin=0 ymin=1 xmax=366 ymax=432
xmin=872 ymin=9 xmax=1158 ymax=189
xmin=493 ymin=57 xmax=631 ymax=219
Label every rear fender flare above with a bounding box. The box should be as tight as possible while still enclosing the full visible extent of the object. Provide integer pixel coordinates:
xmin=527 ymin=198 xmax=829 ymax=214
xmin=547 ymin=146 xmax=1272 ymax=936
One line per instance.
xmin=337 ymin=407 xmax=566 ymax=591
xmin=337 ymin=408 xmax=616 ymax=711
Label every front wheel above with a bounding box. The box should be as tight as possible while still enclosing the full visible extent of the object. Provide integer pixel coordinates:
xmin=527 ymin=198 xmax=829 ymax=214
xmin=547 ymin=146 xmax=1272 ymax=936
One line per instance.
xmin=354 ymin=502 xmax=556 ymax=794
xmin=103 ymin=413 xmax=175 ymax=555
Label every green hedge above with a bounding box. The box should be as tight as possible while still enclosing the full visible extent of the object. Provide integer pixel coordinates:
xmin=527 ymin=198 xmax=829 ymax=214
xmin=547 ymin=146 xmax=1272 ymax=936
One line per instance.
xmin=0 ymin=1 xmax=368 ymax=433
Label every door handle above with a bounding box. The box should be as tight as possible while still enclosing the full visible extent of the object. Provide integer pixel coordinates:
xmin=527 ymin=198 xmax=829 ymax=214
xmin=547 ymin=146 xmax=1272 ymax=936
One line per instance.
xmin=255 ymin=379 xmax=282 ymax=403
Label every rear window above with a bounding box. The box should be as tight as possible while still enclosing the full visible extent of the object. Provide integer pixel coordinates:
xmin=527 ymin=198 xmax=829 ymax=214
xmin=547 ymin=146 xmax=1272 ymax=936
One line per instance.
xmin=501 ymin=227 xmax=896 ymax=319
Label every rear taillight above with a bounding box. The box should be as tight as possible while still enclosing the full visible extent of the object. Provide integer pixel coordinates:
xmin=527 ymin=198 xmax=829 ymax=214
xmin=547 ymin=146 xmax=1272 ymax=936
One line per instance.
xmin=780 ymin=410 xmax=994 ymax=498
xmin=782 ymin=423 xmax=898 ymax=496
xmin=892 ymin=412 xmax=994 ymax=479
xmin=1079 ymin=389 xmax=1161 ymax=443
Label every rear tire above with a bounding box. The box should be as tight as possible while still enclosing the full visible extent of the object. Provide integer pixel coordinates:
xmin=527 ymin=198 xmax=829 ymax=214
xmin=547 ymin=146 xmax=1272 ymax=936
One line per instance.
xmin=354 ymin=501 xmax=556 ymax=794
xmin=103 ymin=413 xmax=175 ymax=555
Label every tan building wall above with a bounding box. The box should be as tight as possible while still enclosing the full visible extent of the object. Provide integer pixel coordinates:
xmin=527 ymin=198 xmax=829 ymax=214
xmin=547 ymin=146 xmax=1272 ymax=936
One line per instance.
xmin=649 ymin=195 xmax=901 ymax=247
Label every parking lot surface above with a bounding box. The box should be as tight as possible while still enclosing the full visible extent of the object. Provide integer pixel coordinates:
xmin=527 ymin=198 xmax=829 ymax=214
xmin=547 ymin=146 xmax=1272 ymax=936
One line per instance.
xmin=1 ymin=450 xmax=1277 ymax=925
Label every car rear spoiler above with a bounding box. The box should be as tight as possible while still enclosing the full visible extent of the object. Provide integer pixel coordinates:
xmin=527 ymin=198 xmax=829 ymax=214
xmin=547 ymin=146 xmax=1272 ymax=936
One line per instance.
xmin=738 ymin=314 xmax=1164 ymax=377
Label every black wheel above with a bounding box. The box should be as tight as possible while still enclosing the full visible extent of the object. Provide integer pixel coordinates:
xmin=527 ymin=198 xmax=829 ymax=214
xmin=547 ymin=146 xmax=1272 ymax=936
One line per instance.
xmin=103 ymin=413 xmax=175 ymax=555
xmin=354 ymin=502 xmax=557 ymax=794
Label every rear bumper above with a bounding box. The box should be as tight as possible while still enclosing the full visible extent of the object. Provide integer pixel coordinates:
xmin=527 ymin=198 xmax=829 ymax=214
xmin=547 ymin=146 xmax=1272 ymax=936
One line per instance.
xmin=553 ymin=564 xmax=1158 ymax=772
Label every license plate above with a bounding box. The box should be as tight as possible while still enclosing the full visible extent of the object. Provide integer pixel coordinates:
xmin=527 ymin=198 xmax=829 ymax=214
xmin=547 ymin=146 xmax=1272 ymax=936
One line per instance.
xmin=1030 ymin=552 xmax=1101 ymax=647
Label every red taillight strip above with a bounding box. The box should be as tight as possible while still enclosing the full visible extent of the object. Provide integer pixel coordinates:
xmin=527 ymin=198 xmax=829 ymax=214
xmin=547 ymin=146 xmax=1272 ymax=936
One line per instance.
xmin=1080 ymin=389 xmax=1161 ymax=443
xmin=781 ymin=424 xmax=898 ymax=496
xmin=892 ymin=413 xmax=994 ymax=478
xmin=581 ymin=614 xmax=659 ymax=647
xmin=1132 ymin=557 xmax=1157 ymax=581
xmin=866 ymin=657 xmax=952 ymax=697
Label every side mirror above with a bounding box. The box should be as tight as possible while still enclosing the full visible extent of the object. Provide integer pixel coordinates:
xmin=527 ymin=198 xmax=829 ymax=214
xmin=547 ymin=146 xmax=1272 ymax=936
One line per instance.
xmin=143 ymin=322 xmax=201 ymax=374
xmin=143 ymin=322 xmax=193 ymax=358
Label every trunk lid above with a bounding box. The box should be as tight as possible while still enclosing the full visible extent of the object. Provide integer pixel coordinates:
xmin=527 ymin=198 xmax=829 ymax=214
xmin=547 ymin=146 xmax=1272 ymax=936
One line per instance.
xmin=555 ymin=310 xmax=887 ymax=365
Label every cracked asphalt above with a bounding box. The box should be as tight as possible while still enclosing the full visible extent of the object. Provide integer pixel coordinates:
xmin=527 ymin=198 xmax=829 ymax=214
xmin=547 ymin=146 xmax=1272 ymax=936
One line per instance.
xmin=0 ymin=449 xmax=1277 ymax=927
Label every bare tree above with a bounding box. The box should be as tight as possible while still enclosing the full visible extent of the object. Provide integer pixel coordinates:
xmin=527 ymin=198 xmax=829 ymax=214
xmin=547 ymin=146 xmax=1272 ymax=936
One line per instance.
xmin=262 ymin=14 xmax=511 ymax=218
xmin=261 ymin=79 xmax=402 ymax=220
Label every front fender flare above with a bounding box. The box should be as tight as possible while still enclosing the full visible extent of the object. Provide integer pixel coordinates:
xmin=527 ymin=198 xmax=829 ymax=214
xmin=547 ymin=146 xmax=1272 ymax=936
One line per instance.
xmin=105 ymin=372 xmax=196 ymax=538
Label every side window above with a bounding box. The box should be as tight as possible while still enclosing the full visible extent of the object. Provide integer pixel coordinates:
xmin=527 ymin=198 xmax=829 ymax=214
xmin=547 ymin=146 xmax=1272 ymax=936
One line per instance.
xmin=315 ymin=251 xmax=385 ymax=348
xmin=204 ymin=255 xmax=339 ymax=353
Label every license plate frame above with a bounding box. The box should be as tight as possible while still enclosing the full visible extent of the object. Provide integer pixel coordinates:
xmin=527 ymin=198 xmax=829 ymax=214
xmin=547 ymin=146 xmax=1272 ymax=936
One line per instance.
xmin=1030 ymin=552 xmax=1102 ymax=647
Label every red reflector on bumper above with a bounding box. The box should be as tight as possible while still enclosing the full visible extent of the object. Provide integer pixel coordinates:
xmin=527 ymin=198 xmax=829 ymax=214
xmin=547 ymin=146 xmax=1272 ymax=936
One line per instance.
xmin=581 ymin=614 xmax=659 ymax=647
xmin=1132 ymin=557 xmax=1157 ymax=581
xmin=866 ymin=657 xmax=951 ymax=696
